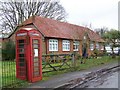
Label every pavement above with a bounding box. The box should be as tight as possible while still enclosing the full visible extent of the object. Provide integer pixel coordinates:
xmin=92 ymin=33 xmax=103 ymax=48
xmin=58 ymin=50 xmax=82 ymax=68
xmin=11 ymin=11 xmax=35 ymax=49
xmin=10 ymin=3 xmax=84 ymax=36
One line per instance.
xmin=27 ymin=61 xmax=118 ymax=88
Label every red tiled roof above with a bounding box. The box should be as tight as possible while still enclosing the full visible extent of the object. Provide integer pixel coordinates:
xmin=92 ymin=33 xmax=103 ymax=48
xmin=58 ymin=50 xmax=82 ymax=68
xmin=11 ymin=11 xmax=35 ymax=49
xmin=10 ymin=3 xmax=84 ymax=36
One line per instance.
xmin=20 ymin=16 xmax=104 ymax=42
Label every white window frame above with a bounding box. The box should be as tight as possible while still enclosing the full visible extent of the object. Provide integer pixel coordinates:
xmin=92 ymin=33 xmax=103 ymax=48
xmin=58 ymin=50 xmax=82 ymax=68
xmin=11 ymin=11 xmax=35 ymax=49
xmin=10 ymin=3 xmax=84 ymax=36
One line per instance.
xmin=62 ymin=40 xmax=70 ymax=51
xmin=49 ymin=39 xmax=58 ymax=51
xmin=96 ymin=43 xmax=99 ymax=50
xmin=73 ymin=41 xmax=79 ymax=51
xmin=90 ymin=42 xmax=94 ymax=51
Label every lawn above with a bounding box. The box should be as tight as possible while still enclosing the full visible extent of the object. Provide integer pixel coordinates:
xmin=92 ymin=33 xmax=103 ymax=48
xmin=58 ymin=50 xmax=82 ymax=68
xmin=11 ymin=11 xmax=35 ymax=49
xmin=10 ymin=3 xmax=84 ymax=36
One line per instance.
xmin=1 ymin=55 xmax=120 ymax=88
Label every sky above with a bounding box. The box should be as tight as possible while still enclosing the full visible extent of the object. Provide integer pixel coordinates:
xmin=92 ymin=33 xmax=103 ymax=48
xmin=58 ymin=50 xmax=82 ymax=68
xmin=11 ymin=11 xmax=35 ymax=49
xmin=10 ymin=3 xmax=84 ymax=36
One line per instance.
xmin=60 ymin=0 xmax=119 ymax=30
xmin=0 ymin=0 xmax=119 ymax=30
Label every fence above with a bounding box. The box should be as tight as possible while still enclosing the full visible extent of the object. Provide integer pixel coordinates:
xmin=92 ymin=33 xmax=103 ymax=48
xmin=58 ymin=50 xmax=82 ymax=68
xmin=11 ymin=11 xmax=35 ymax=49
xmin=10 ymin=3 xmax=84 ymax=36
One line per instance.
xmin=2 ymin=60 xmax=27 ymax=88
xmin=1 ymin=53 xmax=81 ymax=88
xmin=42 ymin=54 xmax=74 ymax=73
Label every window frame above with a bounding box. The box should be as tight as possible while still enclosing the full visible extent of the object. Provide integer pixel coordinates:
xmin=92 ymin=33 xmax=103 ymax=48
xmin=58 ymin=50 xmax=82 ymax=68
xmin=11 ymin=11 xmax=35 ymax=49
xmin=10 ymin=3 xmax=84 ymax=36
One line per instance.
xmin=96 ymin=43 xmax=99 ymax=50
xmin=62 ymin=40 xmax=70 ymax=51
xmin=90 ymin=42 xmax=94 ymax=51
xmin=101 ymin=45 xmax=104 ymax=50
xmin=83 ymin=36 xmax=86 ymax=40
xmin=49 ymin=39 xmax=58 ymax=51
xmin=73 ymin=41 xmax=79 ymax=51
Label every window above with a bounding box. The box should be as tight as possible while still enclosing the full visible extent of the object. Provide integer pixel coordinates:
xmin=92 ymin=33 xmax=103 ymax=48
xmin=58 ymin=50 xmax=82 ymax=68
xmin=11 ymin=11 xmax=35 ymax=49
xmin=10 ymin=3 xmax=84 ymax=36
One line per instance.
xmin=49 ymin=39 xmax=58 ymax=51
xmin=73 ymin=41 xmax=79 ymax=51
xmin=99 ymin=43 xmax=104 ymax=50
xmin=83 ymin=36 xmax=87 ymax=43
xmin=90 ymin=43 xmax=94 ymax=51
xmin=96 ymin=43 xmax=99 ymax=50
xmin=62 ymin=40 xmax=70 ymax=51
xmin=84 ymin=36 xmax=86 ymax=40
xmin=101 ymin=45 xmax=104 ymax=50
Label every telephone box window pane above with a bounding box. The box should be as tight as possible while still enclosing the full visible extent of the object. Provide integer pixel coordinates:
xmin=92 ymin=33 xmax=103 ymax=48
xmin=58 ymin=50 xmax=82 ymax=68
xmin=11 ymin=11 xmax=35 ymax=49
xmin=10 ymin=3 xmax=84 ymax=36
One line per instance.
xmin=18 ymin=40 xmax=24 ymax=43
xmin=19 ymin=48 xmax=24 ymax=53
xmin=34 ymin=68 xmax=39 ymax=72
xmin=19 ymin=44 xmax=24 ymax=48
xmin=19 ymin=71 xmax=25 ymax=76
xmin=33 ymin=40 xmax=39 ymax=44
xmin=19 ymin=63 xmax=25 ymax=66
xmin=34 ymin=72 xmax=39 ymax=76
xmin=18 ymin=40 xmax=25 ymax=48
xmin=34 ymin=63 xmax=39 ymax=67
xmin=34 ymin=49 xmax=38 ymax=57
xmin=19 ymin=54 xmax=24 ymax=57
xmin=18 ymin=68 xmax=22 ymax=71
xmin=33 ymin=44 xmax=38 ymax=48
xmin=19 ymin=58 xmax=24 ymax=62
xmin=34 ymin=57 xmax=38 ymax=62
xmin=19 ymin=72 xmax=23 ymax=76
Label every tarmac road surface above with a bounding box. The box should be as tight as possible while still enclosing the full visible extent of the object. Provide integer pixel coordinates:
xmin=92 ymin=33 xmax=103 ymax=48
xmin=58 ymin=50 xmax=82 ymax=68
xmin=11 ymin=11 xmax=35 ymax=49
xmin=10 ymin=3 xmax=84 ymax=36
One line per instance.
xmin=27 ymin=61 xmax=119 ymax=89
xmin=76 ymin=67 xmax=119 ymax=88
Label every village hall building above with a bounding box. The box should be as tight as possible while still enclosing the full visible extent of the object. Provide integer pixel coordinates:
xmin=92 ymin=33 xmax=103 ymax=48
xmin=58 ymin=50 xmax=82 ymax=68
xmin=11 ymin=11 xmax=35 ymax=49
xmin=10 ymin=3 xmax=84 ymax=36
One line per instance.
xmin=8 ymin=16 xmax=104 ymax=57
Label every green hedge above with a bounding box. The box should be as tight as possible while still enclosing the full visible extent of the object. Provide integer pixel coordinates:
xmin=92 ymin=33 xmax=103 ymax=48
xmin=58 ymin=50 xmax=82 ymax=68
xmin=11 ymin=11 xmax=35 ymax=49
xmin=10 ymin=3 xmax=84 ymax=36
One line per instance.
xmin=2 ymin=40 xmax=15 ymax=60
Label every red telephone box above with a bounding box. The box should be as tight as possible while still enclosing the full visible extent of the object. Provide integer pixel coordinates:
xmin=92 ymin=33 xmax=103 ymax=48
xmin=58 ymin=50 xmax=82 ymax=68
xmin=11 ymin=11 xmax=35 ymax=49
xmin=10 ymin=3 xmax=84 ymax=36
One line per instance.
xmin=16 ymin=28 xmax=42 ymax=82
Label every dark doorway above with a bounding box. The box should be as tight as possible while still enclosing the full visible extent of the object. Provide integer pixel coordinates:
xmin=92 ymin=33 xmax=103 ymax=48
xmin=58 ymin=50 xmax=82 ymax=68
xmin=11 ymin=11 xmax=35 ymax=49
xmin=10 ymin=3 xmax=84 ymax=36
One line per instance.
xmin=82 ymin=43 xmax=87 ymax=58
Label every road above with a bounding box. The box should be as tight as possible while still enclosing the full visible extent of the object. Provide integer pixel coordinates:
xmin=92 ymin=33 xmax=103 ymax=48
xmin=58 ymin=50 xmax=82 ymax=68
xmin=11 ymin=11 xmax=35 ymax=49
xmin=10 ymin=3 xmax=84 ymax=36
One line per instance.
xmin=55 ymin=64 xmax=120 ymax=89
xmin=76 ymin=67 xmax=119 ymax=88
xmin=28 ymin=62 xmax=119 ymax=89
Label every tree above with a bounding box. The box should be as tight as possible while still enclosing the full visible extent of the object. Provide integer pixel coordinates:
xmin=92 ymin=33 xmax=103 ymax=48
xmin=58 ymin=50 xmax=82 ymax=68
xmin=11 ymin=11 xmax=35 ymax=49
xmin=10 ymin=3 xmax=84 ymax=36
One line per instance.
xmin=0 ymin=0 xmax=67 ymax=36
xmin=94 ymin=27 xmax=108 ymax=37
xmin=2 ymin=40 xmax=15 ymax=60
xmin=103 ymin=29 xmax=120 ymax=56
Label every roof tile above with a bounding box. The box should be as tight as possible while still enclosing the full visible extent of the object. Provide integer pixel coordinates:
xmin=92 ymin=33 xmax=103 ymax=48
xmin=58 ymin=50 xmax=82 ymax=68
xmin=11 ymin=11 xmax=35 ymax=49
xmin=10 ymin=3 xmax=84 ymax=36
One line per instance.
xmin=20 ymin=16 xmax=104 ymax=42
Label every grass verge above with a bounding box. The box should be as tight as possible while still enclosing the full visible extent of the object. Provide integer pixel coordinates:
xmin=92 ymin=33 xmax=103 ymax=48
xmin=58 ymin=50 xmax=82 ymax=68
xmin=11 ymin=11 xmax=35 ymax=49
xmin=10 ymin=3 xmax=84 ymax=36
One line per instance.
xmin=42 ymin=56 xmax=119 ymax=81
xmin=1 ymin=56 xmax=120 ymax=87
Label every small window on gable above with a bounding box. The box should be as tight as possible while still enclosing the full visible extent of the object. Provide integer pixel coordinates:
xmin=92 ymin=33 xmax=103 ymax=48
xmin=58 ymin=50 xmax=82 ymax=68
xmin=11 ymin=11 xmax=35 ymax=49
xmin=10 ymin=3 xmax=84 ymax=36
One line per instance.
xmin=62 ymin=40 xmax=70 ymax=51
xmin=84 ymin=36 xmax=86 ymax=40
xmin=73 ymin=41 xmax=79 ymax=51
xmin=49 ymin=39 xmax=58 ymax=51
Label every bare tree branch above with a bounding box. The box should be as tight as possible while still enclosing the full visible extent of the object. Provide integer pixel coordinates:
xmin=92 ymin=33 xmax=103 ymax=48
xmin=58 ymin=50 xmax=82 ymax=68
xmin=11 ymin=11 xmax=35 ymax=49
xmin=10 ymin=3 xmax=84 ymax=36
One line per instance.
xmin=0 ymin=0 xmax=67 ymax=36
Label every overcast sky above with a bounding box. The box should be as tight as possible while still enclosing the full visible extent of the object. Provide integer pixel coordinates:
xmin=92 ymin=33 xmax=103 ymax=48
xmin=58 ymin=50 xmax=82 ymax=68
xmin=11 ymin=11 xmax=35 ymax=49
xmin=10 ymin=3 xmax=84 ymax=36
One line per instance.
xmin=0 ymin=0 xmax=119 ymax=30
xmin=60 ymin=0 xmax=119 ymax=30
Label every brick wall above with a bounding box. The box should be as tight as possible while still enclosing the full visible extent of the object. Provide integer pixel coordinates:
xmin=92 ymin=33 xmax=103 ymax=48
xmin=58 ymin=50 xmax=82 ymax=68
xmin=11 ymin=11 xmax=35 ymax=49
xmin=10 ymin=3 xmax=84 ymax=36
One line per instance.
xmin=43 ymin=38 xmax=93 ymax=56
xmin=1 ymin=31 xmax=104 ymax=57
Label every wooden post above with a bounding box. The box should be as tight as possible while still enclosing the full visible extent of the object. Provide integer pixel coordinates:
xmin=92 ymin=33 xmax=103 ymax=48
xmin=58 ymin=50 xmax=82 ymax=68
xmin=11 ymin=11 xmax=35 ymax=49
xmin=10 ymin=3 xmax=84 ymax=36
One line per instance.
xmin=72 ymin=53 xmax=76 ymax=68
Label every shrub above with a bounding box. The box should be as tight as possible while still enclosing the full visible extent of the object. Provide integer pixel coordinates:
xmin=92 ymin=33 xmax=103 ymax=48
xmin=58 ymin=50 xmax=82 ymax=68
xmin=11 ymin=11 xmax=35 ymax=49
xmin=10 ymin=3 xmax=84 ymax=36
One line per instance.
xmin=93 ymin=49 xmax=99 ymax=58
xmin=2 ymin=40 xmax=15 ymax=60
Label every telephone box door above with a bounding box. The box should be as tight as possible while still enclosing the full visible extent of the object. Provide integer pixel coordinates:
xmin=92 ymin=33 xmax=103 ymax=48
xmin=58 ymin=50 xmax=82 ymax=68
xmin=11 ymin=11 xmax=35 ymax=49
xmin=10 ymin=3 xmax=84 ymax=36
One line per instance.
xmin=16 ymin=39 xmax=27 ymax=80
xmin=30 ymin=38 xmax=42 ymax=82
